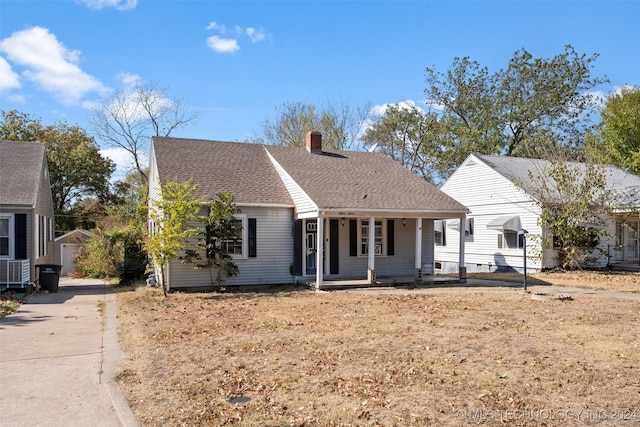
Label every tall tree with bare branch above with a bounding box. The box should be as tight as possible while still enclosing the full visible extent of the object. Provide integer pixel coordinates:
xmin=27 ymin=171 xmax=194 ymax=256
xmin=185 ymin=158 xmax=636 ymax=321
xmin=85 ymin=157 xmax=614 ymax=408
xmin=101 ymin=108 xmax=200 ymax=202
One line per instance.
xmin=90 ymin=81 xmax=197 ymax=182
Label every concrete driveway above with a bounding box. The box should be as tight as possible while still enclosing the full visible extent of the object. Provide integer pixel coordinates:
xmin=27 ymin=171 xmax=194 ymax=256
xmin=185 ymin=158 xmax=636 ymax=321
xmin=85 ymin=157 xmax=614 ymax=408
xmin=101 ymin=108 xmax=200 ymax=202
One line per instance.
xmin=0 ymin=278 xmax=138 ymax=427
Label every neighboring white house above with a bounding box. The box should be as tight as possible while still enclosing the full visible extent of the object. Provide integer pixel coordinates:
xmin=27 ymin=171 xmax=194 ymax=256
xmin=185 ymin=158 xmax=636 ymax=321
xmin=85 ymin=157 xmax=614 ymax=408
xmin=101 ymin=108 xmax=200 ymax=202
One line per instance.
xmin=435 ymin=154 xmax=640 ymax=274
xmin=148 ymin=133 xmax=469 ymax=290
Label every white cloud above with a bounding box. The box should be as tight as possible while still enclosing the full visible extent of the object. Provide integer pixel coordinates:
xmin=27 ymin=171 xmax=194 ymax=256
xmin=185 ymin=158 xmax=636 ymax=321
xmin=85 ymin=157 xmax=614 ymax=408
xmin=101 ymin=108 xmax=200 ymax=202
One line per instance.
xmin=370 ymin=100 xmax=423 ymax=116
xmin=206 ymin=21 xmax=226 ymax=32
xmin=101 ymin=147 xmax=148 ymax=181
xmin=206 ymin=20 xmax=268 ymax=54
xmin=0 ymin=26 xmax=105 ymax=105
xmin=117 ymin=72 xmax=141 ymax=90
xmin=0 ymin=56 xmax=20 ymax=91
xmin=76 ymin=0 xmax=137 ymax=10
xmin=246 ymin=27 xmax=266 ymax=43
xmin=207 ymin=36 xmax=240 ymax=54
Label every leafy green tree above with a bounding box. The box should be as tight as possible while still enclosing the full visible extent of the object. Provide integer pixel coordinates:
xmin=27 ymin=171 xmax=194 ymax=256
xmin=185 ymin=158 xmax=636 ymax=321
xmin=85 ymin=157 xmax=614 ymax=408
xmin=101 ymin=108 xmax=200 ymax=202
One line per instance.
xmin=594 ymin=87 xmax=640 ymax=175
xmin=0 ymin=110 xmax=115 ymax=232
xmin=527 ymin=156 xmax=614 ymax=269
xmin=257 ymin=99 xmax=371 ymax=150
xmin=75 ymin=228 xmax=122 ymax=278
xmin=147 ymin=180 xmax=204 ymax=296
xmin=422 ymin=45 xmax=608 ymax=181
xmin=362 ymin=102 xmax=445 ymax=183
xmin=183 ymin=192 xmax=240 ymax=287
xmin=90 ymin=81 xmax=197 ymax=182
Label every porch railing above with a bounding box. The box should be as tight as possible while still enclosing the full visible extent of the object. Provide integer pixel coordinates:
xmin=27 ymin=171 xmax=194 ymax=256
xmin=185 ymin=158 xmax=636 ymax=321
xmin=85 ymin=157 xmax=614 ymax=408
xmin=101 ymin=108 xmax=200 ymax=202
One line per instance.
xmin=0 ymin=259 xmax=31 ymax=287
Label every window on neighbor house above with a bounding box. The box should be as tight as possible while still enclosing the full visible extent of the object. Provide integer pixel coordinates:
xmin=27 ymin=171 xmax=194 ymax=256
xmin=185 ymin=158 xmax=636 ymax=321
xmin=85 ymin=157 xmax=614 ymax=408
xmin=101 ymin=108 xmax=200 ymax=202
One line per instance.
xmin=359 ymin=219 xmax=385 ymax=256
xmin=0 ymin=216 xmax=11 ymax=257
xmin=434 ymin=220 xmax=446 ymax=246
xmin=465 ymin=218 xmax=474 ymax=236
xmin=37 ymin=215 xmax=49 ymax=258
xmin=498 ymin=231 xmax=524 ymax=249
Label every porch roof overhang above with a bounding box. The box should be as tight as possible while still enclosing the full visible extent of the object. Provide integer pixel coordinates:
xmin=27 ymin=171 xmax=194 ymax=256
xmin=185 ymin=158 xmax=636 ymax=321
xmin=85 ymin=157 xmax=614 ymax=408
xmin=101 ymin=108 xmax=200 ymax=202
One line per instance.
xmin=486 ymin=215 xmax=521 ymax=232
xmin=297 ymin=207 xmax=468 ymax=220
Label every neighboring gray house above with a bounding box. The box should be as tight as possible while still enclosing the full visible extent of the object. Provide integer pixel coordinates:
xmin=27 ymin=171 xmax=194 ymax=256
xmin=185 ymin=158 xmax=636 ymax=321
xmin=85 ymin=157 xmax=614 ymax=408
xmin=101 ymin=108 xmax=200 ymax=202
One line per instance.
xmin=54 ymin=229 xmax=91 ymax=276
xmin=148 ymin=133 xmax=469 ymax=290
xmin=0 ymin=141 xmax=56 ymax=288
xmin=435 ymin=154 xmax=640 ymax=273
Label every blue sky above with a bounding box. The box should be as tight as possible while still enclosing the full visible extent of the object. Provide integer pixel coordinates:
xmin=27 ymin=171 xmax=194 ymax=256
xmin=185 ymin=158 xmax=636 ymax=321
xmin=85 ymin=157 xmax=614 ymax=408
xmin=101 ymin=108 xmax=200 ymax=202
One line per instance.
xmin=1 ymin=0 xmax=638 ymax=175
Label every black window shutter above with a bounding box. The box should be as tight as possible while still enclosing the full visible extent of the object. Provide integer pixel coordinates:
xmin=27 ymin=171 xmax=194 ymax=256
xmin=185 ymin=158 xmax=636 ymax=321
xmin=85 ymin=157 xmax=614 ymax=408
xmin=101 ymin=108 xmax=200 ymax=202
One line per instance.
xmin=387 ymin=219 xmax=395 ymax=256
xmin=248 ymin=218 xmax=257 ymax=257
xmin=15 ymin=214 xmax=27 ymax=259
xmin=293 ymin=220 xmax=302 ymax=275
xmin=330 ymin=219 xmax=339 ymax=274
xmin=205 ymin=225 xmax=213 ymax=259
xmin=349 ymin=219 xmax=357 ymax=256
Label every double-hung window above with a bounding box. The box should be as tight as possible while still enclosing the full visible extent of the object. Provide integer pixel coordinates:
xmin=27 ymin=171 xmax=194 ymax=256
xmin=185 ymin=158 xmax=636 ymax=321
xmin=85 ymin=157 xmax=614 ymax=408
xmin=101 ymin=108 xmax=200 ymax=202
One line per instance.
xmin=498 ymin=232 xmax=524 ymax=249
xmin=0 ymin=215 xmax=12 ymax=258
xmin=359 ymin=219 xmax=385 ymax=256
xmin=220 ymin=215 xmax=248 ymax=259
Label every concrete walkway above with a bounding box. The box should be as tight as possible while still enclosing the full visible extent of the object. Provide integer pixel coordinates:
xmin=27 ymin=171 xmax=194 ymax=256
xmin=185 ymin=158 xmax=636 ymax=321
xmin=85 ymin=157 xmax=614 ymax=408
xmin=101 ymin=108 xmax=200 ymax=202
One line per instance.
xmin=0 ymin=278 xmax=139 ymax=427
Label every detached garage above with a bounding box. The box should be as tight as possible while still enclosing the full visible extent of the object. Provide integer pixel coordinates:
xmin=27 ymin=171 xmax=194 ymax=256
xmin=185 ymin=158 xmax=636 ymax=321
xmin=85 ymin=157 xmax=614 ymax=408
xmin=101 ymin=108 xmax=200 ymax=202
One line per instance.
xmin=54 ymin=229 xmax=91 ymax=276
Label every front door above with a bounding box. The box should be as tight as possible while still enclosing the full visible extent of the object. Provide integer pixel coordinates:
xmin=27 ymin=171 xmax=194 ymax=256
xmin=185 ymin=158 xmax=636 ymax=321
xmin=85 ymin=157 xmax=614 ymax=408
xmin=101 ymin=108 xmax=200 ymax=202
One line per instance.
xmin=305 ymin=220 xmax=317 ymax=275
xmin=624 ymin=221 xmax=639 ymax=262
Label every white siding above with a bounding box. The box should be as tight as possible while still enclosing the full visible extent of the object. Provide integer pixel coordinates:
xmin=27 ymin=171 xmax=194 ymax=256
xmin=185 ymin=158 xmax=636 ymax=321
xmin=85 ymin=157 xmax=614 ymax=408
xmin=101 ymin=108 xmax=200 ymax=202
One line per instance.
xmin=331 ymin=218 xmax=434 ymax=279
xmin=435 ymin=156 xmax=547 ymax=273
xmin=147 ymin=146 xmax=162 ymax=205
xmin=265 ymin=151 xmax=317 ymax=216
xmin=168 ymin=207 xmax=294 ymax=288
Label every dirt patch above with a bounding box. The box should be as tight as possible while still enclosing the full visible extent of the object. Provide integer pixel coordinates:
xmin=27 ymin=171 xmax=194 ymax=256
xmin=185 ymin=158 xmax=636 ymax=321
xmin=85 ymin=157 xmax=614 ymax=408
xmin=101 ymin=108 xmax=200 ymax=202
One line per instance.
xmin=114 ymin=273 xmax=640 ymax=426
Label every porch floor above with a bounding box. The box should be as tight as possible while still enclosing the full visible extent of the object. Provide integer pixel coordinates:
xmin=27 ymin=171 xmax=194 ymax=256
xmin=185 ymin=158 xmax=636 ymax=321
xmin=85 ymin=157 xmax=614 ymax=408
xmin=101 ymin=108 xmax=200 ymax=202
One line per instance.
xmin=307 ymin=275 xmax=463 ymax=291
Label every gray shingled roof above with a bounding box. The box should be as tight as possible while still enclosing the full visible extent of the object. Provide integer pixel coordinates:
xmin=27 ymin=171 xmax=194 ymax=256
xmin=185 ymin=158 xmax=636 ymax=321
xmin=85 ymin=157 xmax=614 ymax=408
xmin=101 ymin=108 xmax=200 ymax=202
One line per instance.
xmin=152 ymin=137 xmax=468 ymax=214
xmin=0 ymin=141 xmax=46 ymax=207
xmin=152 ymin=137 xmax=294 ymax=205
xmin=267 ymin=145 xmax=468 ymax=212
xmin=476 ymin=154 xmax=640 ymax=207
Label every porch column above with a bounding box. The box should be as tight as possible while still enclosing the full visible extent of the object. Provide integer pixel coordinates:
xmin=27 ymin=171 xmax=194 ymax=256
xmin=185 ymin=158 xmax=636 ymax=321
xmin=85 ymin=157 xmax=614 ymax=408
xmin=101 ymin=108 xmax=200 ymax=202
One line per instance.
xmin=414 ymin=218 xmax=423 ymax=282
xmin=315 ymin=217 xmax=324 ymax=290
xmin=368 ymin=216 xmax=376 ymax=283
xmin=459 ymin=217 xmax=466 ymax=283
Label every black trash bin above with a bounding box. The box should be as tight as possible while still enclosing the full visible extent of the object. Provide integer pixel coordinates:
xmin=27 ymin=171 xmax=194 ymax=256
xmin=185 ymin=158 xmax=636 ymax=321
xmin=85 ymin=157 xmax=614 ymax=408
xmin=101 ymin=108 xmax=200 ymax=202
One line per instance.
xmin=37 ymin=264 xmax=62 ymax=293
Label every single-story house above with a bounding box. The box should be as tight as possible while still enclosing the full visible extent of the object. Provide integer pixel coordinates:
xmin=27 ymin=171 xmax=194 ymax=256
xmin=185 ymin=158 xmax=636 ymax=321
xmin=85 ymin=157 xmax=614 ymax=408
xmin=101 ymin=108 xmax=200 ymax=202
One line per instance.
xmin=434 ymin=153 xmax=640 ymax=273
xmin=148 ymin=133 xmax=469 ymax=290
xmin=54 ymin=229 xmax=91 ymax=276
xmin=0 ymin=141 xmax=56 ymax=288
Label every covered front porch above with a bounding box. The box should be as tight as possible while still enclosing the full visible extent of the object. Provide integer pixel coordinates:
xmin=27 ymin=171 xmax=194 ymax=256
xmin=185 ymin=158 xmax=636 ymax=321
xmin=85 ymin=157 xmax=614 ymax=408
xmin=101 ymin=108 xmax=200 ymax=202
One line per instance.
xmin=295 ymin=210 xmax=468 ymax=290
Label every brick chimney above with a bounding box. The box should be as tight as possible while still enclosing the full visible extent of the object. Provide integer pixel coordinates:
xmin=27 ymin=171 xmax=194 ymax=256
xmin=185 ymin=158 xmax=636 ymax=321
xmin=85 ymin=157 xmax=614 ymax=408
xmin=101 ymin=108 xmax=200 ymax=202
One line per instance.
xmin=306 ymin=131 xmax=322 ymax=153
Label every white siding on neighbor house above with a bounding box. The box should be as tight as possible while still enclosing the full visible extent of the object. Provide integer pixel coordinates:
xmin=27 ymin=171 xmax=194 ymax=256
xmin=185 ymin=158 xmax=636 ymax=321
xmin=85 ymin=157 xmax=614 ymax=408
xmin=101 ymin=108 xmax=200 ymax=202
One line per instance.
xmin=435 ymin=156 xmax=546 ymax=273
xmin=168 ymin=206 xmax=294 ymax=288
xmin=265 ymin=151 xmax=317 ymax=217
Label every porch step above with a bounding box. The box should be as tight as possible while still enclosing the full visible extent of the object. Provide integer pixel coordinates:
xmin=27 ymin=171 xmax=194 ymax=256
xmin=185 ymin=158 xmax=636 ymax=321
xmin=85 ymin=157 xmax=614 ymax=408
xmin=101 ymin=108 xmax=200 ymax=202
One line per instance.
xmin=310 ymin=276 xmax=463 ymax=291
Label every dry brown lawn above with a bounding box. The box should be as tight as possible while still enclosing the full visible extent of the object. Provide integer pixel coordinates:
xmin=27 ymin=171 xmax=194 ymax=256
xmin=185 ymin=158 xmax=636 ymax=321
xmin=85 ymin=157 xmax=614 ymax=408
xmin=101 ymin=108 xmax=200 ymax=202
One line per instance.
xmin=114 ymin=272 xmax=640 ymax=426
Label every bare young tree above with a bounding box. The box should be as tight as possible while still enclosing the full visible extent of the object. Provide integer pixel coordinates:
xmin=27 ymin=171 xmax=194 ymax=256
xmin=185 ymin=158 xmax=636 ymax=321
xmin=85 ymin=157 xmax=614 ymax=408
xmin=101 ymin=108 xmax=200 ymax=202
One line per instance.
xmin=257 ymin=99 xmax=371 ymax=150
xmin=90 ymin=81 xmax=197 ymax=181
